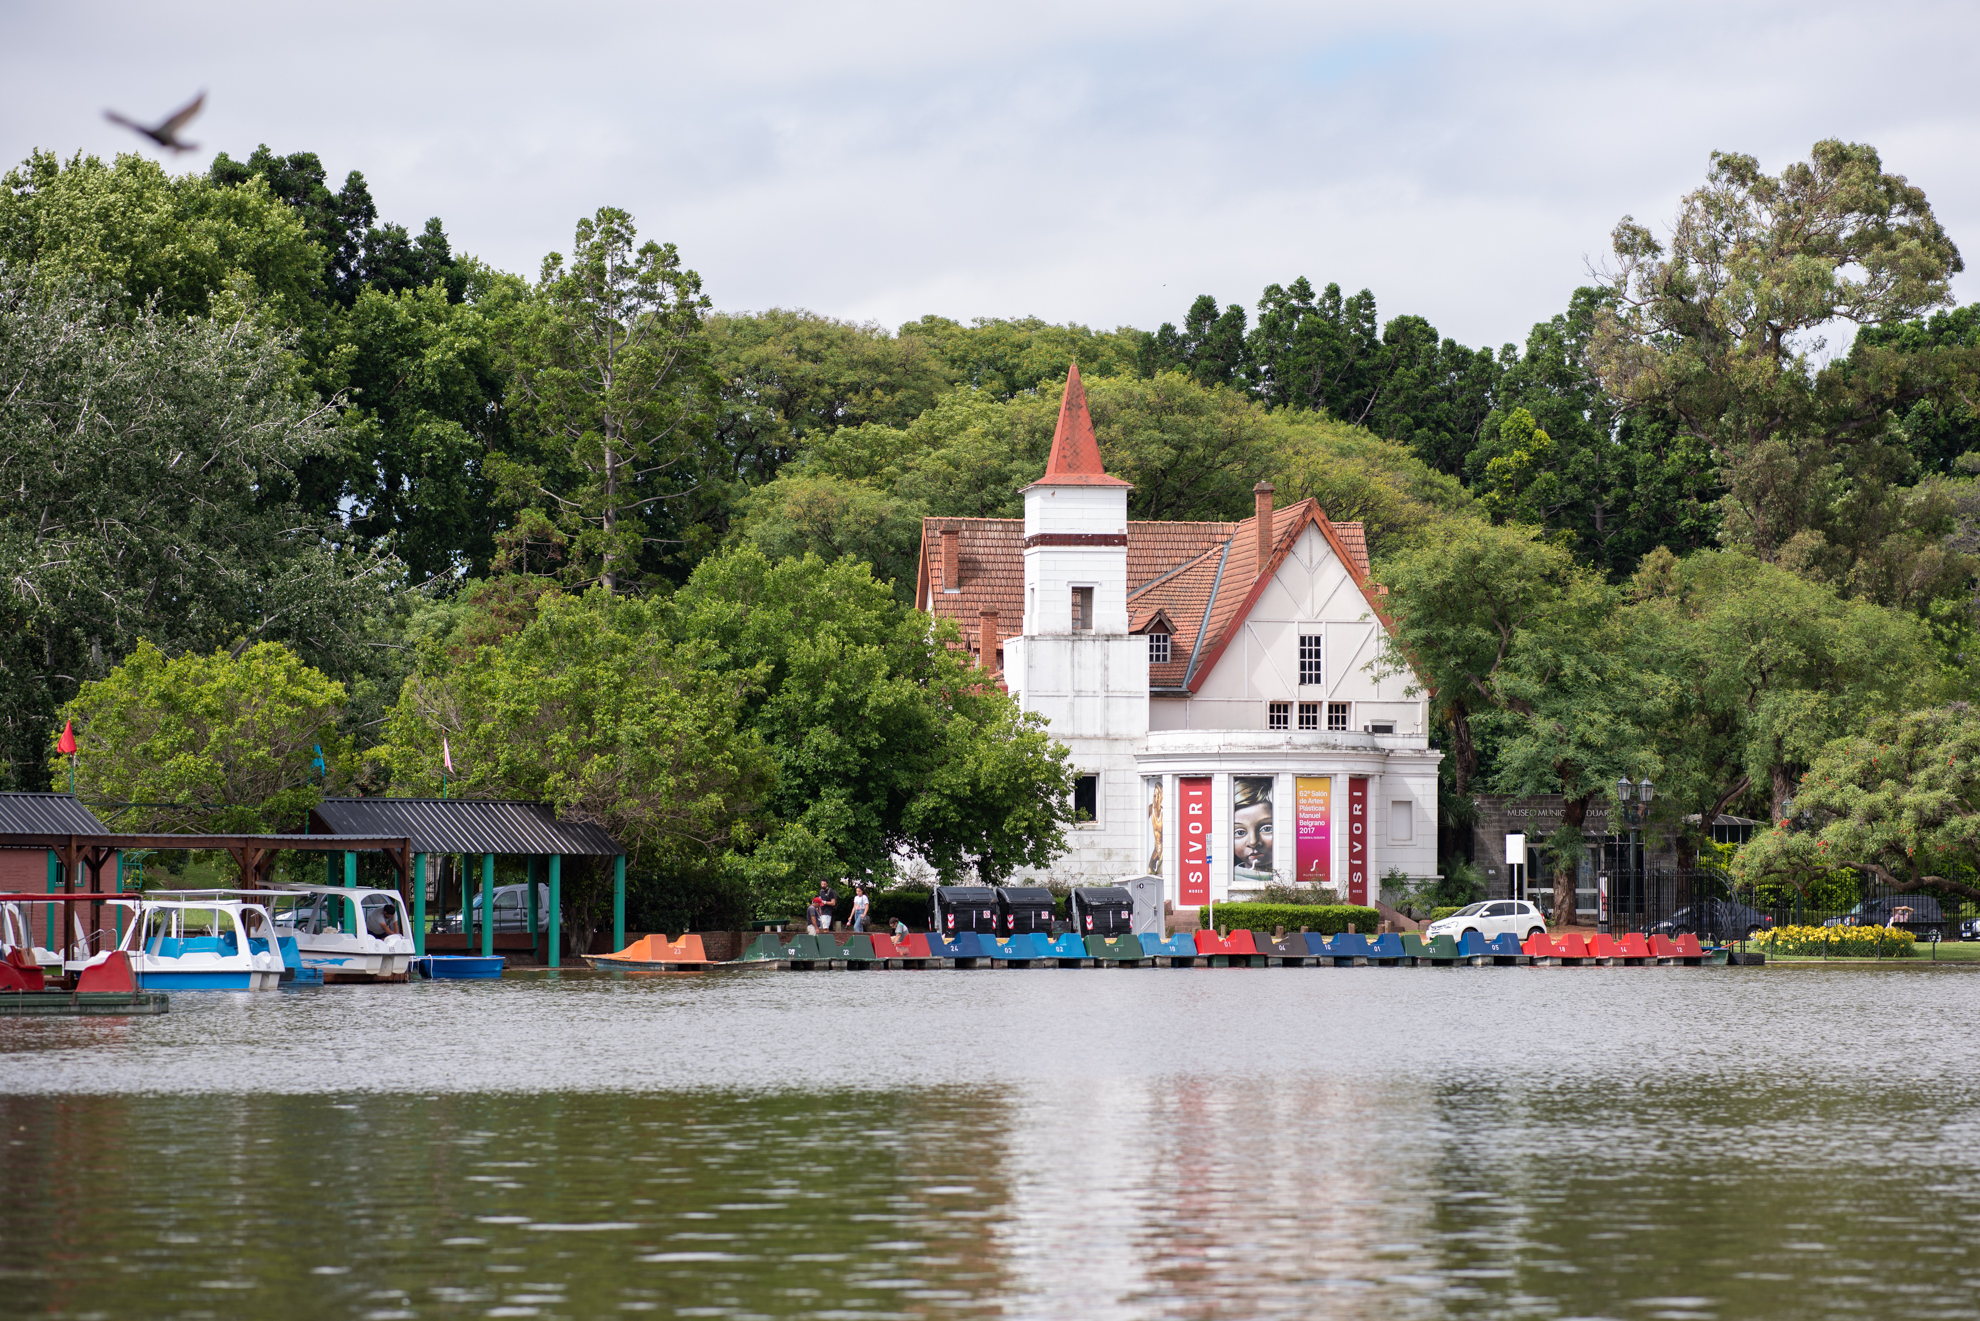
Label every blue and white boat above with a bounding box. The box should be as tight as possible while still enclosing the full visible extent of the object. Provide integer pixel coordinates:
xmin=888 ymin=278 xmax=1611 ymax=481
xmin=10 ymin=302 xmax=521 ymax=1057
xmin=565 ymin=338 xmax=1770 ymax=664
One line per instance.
xmin=268 ymin=885 xmax=414 ymax=982
xmin=116 ymin=893 xmax=286 ymax=991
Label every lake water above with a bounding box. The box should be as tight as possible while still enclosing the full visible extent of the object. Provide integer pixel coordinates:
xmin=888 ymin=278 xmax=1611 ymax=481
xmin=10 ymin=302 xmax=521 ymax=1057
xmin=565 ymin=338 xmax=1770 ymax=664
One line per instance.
xmin=5 ymin=963 xmax=1980 ymax=1319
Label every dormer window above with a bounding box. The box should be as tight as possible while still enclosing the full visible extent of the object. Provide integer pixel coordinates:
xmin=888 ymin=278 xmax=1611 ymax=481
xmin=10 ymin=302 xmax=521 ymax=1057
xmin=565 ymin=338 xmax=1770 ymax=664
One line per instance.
xmin=1148 ymin=631 xmax=1170 ymax=664
xmin=1072 ymin=586 xmax=1094 ymax=631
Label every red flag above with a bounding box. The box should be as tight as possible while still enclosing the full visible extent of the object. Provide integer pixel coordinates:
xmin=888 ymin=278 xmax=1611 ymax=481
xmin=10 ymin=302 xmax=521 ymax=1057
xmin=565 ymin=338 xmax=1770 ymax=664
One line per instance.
xmin=56 ymin=721 xmax=76 ymax=756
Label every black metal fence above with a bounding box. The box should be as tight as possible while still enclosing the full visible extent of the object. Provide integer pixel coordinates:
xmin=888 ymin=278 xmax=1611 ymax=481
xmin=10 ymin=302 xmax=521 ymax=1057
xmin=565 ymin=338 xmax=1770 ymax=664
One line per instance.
xmin=1593 ymin=867 xmax=1977 ymax=945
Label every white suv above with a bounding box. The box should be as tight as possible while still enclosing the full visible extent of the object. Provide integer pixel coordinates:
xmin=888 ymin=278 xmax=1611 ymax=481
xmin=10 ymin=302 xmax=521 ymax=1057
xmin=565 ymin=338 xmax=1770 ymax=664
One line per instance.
xmin=1426 ymin=900 xmax=1547 ymax=944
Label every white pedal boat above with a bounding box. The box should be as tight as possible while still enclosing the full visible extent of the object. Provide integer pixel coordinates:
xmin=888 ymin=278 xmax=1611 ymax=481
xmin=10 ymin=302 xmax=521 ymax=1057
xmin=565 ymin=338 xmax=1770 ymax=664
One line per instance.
xmin=118 ymin=893 xmax=285 ymax=991
xmin=268 ymin=885 xmax=414 ymax=982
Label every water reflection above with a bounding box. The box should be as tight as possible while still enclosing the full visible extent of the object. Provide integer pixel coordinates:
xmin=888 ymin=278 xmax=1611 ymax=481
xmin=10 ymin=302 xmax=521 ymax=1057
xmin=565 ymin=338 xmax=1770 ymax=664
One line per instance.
xmin=4 ymin=965 xmax=1980 ymax=1318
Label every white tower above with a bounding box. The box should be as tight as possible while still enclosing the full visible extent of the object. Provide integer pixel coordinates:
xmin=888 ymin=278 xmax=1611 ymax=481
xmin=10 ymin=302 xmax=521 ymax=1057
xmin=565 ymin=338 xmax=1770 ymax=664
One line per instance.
xmin=1002 ymin=364 xmax=1148 ymax=875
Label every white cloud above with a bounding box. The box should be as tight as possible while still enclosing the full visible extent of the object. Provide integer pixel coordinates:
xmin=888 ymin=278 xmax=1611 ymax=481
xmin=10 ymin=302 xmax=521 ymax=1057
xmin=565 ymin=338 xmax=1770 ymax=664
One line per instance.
xmin=5 ymin=0 xmax=1975 ymax=347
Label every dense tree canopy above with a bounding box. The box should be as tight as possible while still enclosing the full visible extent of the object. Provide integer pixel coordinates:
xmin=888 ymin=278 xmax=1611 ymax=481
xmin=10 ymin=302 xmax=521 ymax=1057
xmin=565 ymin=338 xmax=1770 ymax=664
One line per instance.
xmin=2 ymin=133 xmax=1977 ymax=906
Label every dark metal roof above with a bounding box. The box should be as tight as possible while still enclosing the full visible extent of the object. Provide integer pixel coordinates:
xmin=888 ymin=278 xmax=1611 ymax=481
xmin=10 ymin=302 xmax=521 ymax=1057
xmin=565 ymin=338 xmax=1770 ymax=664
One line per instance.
xmin=308 ymin=798 xmax=624 ymax=857
xmin=0 ymin=793 xmax=112 ymax=836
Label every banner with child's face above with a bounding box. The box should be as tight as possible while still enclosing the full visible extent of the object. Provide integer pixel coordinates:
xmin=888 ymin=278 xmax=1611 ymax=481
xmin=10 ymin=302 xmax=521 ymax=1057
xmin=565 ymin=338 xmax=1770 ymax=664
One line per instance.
xmin=1233 ymin=776 xmax=1275 ymax=883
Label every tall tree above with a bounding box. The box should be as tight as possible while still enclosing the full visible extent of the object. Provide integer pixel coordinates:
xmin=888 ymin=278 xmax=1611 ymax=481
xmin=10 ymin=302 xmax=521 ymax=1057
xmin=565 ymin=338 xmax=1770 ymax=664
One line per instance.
xmin=0 ymin=270 xmax=396 ymax=787
xmin=1588 ymin=140 xmax=1968 ymax=605
xmin=496 ymin=207 xmax=715 ymax=592
xmin=1375 ymin=520 xmax=1592 ymax=799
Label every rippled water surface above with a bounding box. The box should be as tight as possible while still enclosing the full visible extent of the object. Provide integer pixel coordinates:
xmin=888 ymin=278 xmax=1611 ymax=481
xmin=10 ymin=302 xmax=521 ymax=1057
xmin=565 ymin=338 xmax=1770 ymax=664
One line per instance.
xmin=6 ymin=963 xmax=1980 ymax=1319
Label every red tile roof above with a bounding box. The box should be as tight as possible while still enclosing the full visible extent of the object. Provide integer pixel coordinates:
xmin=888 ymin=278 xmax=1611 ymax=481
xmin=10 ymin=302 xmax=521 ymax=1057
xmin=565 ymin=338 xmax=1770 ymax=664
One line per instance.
xmin=916 ymin=497 xmax=1376 ymax=683
xmin=1029 ymin=362 xmax=1132 ymax=488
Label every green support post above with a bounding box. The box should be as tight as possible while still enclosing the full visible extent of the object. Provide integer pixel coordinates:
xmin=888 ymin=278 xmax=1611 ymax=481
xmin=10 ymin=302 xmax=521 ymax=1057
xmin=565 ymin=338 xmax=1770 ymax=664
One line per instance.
xmin=413 ymin=853 xmax=427 ymax=956
xmin=480 ymin=853 xmax=494 ymax=959
xmin=45 ymin=849 xmax=56 ymax=947
xmin=345 ymin=850 xmax=358 ymax=887
xmin=548 ymin=854 xmax=562 ymax=968
xmin=613 ymin=854 xmax=626 ymax=954
xmin=527 ymin=857 xmax=541 ymax=964
xmin=327 ymin=851 xmax=339 ymax=887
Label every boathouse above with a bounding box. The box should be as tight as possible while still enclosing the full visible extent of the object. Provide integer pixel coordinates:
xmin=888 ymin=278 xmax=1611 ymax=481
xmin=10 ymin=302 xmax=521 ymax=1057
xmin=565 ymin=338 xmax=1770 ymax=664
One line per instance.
xmin=306 ymin=797 xmax=625 ymax=965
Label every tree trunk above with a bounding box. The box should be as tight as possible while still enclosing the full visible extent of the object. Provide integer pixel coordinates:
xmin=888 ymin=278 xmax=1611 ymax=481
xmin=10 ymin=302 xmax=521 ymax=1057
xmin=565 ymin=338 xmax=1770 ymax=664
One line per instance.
xmin=1771 ymin=764 xmax=1794 ymax=822
xmin=1552 ymin=794 xmax=1591 ymax=928
xmin=1448 ymin=709 xmax=1476 ymax=798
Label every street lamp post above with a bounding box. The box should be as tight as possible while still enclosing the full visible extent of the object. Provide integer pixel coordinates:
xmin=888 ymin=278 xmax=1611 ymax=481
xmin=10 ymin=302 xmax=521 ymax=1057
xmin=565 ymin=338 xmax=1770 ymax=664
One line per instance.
xmin=1614 ymin=777 xmax=1655 ymax=932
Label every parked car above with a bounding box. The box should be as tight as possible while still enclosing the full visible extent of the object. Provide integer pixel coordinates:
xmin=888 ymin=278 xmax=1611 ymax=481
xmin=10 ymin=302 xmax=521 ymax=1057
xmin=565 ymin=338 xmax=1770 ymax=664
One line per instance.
xmin=1823 ymin=895 xmax=1945 ymax=941
xmin=1959 ymin=916 xmax=1980 ymax=942
xmin=440 ymin=882 xmax=551 ymax=934
xmin=1649 ymin=900 xmax=1773 ymax=941
xmin=1425 ymin=900 xmax=1547 ymax=944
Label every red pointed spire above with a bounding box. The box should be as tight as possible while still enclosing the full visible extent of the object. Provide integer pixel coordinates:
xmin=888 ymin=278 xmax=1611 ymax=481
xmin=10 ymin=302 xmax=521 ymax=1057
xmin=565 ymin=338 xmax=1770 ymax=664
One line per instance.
xmin=56 ymin=720 xmax=76 ymax=756
xmin=1033 ymin=363 xmax=1132 ymax=487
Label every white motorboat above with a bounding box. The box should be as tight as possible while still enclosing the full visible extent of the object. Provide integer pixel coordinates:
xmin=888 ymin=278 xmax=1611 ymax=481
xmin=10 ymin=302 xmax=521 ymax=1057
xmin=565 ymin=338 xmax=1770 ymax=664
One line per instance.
xmin=116 ymin=893 xmax=286 ymax=991
xmin=268 ymin=884 xmax=414 ymax=982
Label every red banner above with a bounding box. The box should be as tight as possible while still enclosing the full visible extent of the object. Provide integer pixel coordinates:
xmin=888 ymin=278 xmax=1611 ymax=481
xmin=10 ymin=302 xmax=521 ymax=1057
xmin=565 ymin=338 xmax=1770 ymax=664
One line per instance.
xmin=1347 ymin=776 xmax=1368 ymax=904
xmin=1179 ymin=776 xmax=1211 ymax=905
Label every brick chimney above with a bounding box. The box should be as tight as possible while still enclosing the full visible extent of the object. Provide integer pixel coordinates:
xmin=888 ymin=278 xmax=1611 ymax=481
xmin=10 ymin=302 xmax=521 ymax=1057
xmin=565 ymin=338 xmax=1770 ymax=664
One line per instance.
xmin=979 ymin=610 xmax=998 ymax=672
xmin=1253 ymin=481 xmax=1275 ymax=575
xmin=941 ymin=528 xmax=959 ymax=592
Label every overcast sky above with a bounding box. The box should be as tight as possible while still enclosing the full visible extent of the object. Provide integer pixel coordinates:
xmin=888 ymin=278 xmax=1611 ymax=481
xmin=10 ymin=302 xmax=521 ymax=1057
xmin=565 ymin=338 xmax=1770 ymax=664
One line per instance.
xmin=4 ymin=0 xmax=1975 ymax=349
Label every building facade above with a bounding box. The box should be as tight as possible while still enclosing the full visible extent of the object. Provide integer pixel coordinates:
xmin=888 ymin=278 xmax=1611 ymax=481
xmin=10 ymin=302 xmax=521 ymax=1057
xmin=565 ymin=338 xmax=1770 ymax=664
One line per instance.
xmin=916 ymin=365 xmax=1441 ymax=909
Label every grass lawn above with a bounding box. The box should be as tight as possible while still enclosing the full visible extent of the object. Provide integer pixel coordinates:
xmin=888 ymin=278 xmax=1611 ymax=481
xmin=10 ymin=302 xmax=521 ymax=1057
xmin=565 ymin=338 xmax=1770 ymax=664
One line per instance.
xmin=1763 ymin=940 xmax=1980 ymax=962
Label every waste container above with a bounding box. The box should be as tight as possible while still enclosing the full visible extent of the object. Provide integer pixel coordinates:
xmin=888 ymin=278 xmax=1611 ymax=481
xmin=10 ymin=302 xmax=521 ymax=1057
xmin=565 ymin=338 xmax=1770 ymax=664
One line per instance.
xmin=1070 ymin=886 xmax=1134 ymax=936
xmin=995 ymin=886 xmax=1056 ymax=935
xmin=932 ymin=886 xmax=998 ymax=934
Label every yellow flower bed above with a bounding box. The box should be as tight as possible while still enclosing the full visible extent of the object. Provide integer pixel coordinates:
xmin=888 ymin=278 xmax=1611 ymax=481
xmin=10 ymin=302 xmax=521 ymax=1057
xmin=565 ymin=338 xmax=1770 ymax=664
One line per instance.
xmin=1754 ymin=924 xmax=1916 ymax=957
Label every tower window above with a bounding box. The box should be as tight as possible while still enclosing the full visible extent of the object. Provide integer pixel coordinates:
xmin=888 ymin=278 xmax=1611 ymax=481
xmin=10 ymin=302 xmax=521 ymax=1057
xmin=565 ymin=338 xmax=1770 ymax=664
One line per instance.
xmin=1073 ymin=773 xmax=1098 ymax=822
xmin=1327 ymin=702 xmax=1349 ymax=731
xmin=1148 ymin=631 xmax=1170 ymax=664
xmin=1072 ymin=586 xmax=1094 ymax=631
xmin=1268 ymin=701 xmax=1291 ymax=730
xmin=1298 ymin=634 xmax=1324 ymax=686
xmin=1298 ymin=701 xmax=1319 ymax=730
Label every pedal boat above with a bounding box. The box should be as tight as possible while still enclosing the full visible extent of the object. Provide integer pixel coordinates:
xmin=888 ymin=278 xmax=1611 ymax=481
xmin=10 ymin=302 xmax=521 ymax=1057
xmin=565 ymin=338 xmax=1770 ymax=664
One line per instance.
xmin=267 ymin=885 xmax=414 ymax=983
xmin=116 ymin=893 xmax=286 ymax=991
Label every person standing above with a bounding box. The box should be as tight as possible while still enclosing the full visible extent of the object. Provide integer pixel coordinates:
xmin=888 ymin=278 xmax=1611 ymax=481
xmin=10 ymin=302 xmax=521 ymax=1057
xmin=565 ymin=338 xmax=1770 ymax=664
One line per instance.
xmin=851 ymin=885 xmax=870 ymax=933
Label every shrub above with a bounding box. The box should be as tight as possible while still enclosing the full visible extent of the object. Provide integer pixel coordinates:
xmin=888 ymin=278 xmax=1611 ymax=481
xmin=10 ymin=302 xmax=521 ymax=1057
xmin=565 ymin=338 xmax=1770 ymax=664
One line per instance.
xmin=1428 ymin=906 xmax=1466 ymax=922
xmin=863 ymin=889 xmax=933 ymax=930
xmin=1198 ymin=903 xmax=1381 ymax=935
xmin=1754 ymin=924 xmax=1915 ymax=957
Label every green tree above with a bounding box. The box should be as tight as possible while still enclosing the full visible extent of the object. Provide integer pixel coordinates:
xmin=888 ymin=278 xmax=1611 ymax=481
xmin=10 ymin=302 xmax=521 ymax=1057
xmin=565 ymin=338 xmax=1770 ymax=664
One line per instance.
xmin=1623 ymin=548 xmax=1937 ymax=828
xmin=378 ymin=588 xmax=774 ymax=949
xmin=1733 ymin=704 xmax=1980 ymax=902
xmin=1481 ymin=579 xmax=1670 ymax=925
xmin=906 ymin=314 xmax=1145 ymax=399
xmin=314 ymin=279 xmax=512 ymax=581
xmin=0 ymin=269 xmax=396 ymax=788
xmin=495 ymin=207 xmax=715 ymax=592
xmin=671 ymin=546 xmax=1072 ymax=910
xmin=1374 ymin=520 xmax=1591 ymax=798
xmin=0 ymin=149 xmax=321 ymax=317
xmin=1588 ymin=140 xmax=1969 ymax=605
xmin=1469 ymin=289 xmax=1721 ymax=574
xmin=1137 ymin=294 xmax=1251 ymax=388
xmin=730 ymin=475 xmax=925 ymax=596
xmin=58 ymin=641 xmax=350 ymax=834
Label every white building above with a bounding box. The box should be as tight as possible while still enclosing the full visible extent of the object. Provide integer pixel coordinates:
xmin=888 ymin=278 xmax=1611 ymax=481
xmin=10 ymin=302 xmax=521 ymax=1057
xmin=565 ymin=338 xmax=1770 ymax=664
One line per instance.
xmin=915 ymin=365 xmax=1440 ymax=910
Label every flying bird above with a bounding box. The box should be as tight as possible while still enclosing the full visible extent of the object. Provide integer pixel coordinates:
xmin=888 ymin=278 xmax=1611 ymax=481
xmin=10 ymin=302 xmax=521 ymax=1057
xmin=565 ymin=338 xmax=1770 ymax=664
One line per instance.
xmin=104 ymin=91 xmax=206 ymax=153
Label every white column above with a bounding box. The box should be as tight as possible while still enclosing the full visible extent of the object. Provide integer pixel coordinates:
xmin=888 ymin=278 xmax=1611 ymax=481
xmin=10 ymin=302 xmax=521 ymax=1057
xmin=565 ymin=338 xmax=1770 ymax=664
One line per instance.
xmin=1211 ymin=772 xmax=1232 ymax=902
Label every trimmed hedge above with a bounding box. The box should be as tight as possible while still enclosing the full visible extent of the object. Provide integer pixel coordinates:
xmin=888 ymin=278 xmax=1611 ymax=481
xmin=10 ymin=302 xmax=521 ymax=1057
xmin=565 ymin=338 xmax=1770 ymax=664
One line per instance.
xmin=1429 ymin=906 xmax=1464 ymax=923
xmin=1197 ymin=903 xmax=1381 ymax=935
xmin=1756 ymin=924 xmax=1915 ymax=957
